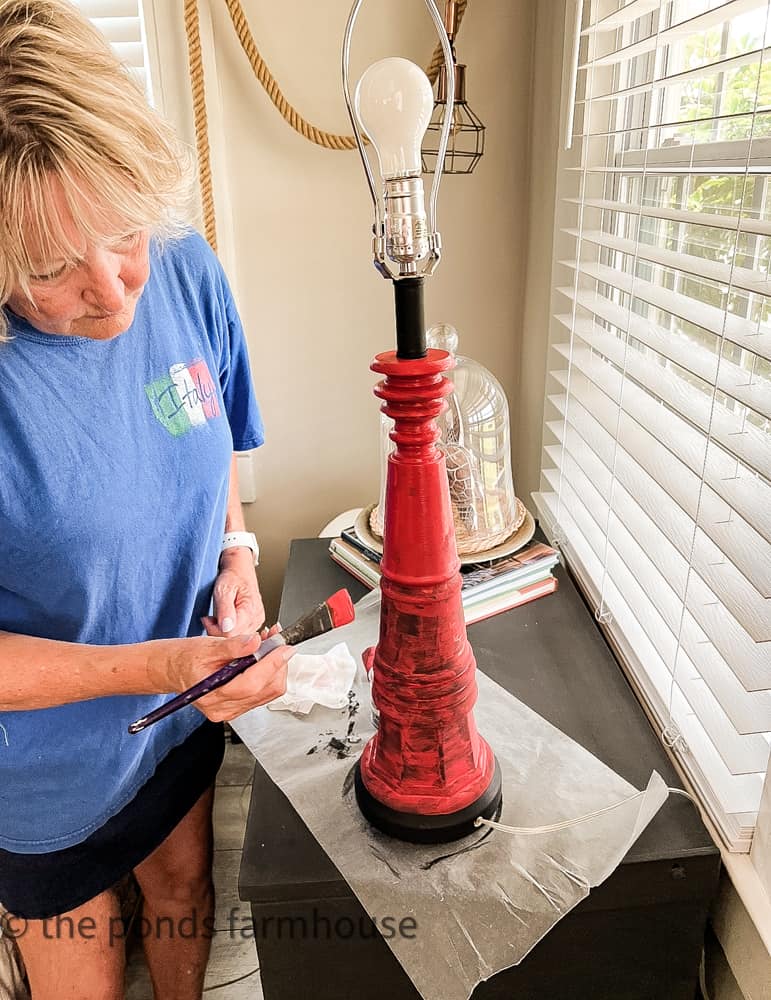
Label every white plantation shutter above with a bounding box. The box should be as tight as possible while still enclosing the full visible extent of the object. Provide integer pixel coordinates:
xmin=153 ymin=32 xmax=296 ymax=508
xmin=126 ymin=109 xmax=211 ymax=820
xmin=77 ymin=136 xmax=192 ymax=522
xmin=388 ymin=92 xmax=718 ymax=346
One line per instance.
xmin=72 ymin=0 xmax=154 ymax=101
xmin=534 ymin=0 xmax=771 ymax=852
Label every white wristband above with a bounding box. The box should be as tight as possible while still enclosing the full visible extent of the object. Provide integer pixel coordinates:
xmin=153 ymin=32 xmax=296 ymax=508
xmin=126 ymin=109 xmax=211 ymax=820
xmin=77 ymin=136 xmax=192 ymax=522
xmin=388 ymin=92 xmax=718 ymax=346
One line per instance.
xmin=221 ymin=531 xmax=259 ymax=566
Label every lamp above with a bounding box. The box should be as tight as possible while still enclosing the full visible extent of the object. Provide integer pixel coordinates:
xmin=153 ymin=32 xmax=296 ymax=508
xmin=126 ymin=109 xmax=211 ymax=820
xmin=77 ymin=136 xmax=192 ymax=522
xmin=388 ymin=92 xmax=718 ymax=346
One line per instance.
xmin=371 ymin=323 xmax=525 ymax=557
xmin=422 ymin=0 xmax=485 ymax=175
xmin=342 ymin=0 xmax=502 ymax=843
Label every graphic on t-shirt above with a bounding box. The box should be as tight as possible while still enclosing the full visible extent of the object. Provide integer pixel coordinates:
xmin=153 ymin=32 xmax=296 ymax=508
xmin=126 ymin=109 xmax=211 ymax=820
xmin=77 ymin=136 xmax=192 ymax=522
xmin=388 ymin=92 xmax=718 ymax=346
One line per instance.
xmin=145 ymin=358 xmax=221 ymax=437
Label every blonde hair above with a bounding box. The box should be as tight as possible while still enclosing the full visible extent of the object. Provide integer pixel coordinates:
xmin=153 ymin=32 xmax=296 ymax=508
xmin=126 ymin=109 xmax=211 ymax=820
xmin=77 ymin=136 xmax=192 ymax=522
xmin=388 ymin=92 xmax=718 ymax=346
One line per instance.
xmin=0 ymin=0 xmax=194 ymax=341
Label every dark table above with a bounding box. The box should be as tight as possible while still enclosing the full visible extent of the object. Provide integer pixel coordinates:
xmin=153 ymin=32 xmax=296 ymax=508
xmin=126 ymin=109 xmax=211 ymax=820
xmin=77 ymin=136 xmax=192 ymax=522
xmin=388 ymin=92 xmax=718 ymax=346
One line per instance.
xmin=239 ymin=538 xmax=720 ymax=999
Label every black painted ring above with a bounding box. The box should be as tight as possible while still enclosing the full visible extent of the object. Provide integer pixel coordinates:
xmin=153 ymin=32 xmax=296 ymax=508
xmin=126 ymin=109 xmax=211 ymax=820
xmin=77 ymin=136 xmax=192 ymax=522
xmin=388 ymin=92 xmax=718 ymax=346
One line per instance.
xmin=354 ymin=758 xmax=503 ymax=845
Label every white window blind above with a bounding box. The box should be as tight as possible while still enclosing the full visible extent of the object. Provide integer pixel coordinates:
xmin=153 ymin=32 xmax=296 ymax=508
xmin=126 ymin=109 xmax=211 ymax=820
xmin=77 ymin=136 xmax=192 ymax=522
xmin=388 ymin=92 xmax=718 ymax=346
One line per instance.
xmin=534 ymin=0 xmax=771 ymax=853
xmin=72 ymin=0 xmax=154 ymax=101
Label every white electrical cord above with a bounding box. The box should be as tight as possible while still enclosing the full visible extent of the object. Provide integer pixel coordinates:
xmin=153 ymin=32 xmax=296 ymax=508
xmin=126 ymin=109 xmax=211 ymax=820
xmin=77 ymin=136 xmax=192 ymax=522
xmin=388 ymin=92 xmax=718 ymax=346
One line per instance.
xmin=475 ymin=786 xmax=697 ymax=836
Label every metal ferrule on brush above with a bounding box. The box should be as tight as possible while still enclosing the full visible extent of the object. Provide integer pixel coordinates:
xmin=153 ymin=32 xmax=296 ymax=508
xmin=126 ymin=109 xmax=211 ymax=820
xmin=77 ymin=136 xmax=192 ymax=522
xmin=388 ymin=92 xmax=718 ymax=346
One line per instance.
xmin=384 ymin=175 xmax=430 ymax=269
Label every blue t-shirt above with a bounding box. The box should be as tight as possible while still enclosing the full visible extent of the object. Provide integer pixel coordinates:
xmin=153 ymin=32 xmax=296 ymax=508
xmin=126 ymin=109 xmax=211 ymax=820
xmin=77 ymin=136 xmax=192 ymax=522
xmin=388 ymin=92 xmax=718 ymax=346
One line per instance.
xmin=0 ymin=231 xmax=264 ymax=853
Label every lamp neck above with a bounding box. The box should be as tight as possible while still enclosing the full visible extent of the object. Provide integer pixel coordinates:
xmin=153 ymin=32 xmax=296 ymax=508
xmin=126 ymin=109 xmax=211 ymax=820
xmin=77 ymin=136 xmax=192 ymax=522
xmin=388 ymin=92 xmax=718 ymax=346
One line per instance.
xmin=393 ymin=278 xmax=426 ymax=359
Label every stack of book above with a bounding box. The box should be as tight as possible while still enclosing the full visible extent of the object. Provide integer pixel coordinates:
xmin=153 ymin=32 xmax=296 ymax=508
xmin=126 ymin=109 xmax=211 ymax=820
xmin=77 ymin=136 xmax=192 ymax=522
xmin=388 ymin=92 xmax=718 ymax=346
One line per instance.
xmin=329 ymin=527 xmax=559 ymax=625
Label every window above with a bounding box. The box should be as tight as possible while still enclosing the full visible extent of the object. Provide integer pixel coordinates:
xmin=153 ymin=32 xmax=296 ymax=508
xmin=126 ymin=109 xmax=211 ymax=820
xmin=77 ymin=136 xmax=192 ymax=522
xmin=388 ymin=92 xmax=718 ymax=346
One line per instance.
xmin=535 ymin=0 xmax=771 ymax=855
xmin=73 ymin=0 xmax=155 ymax=102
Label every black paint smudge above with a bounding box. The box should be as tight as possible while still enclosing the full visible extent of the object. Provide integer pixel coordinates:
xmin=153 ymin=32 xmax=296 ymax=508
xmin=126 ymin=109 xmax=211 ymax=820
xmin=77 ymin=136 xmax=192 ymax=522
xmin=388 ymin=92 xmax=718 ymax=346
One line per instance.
xmin=342 ymin=763 xmax=356 ymax=799
xmin=419 ymin=825 xmax=496 ymax=870
xmin=369 ymin=845 xmax=401 ymax=879
xmin=326 ymin=736 xmax=349 ymax=759
xmin=344 ymin=689 xmax=361 ymax=742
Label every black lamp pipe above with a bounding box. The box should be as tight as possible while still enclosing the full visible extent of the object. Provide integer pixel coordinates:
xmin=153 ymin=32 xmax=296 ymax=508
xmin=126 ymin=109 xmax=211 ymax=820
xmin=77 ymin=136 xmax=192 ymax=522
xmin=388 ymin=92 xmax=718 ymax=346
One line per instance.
xmin=393 ymin=277 xmax=426 ymax=359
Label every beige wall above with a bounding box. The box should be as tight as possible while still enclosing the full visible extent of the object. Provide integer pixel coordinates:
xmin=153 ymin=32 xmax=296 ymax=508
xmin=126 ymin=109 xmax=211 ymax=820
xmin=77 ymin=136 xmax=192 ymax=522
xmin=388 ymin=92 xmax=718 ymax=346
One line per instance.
xmin=201 ymin=0 xmax=534 ymax=618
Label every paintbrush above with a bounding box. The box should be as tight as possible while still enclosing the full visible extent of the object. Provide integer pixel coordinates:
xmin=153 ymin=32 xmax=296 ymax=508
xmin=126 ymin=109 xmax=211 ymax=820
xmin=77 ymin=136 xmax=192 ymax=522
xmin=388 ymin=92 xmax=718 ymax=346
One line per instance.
xmin=128 ymin=589 xmax=355 ymax=734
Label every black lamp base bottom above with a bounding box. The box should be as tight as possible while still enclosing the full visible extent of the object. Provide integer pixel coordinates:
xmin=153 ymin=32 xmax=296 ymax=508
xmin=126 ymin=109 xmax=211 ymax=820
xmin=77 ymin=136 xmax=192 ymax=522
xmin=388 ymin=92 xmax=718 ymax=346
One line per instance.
xmin=354 ymin=758 xmax=503 ymax=844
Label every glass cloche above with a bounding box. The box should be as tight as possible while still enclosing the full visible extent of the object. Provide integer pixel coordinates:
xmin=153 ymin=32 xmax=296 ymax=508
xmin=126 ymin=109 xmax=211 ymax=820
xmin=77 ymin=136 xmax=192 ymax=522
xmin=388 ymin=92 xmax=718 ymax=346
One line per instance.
xmin=372 ymin=323 xmax=524 ymax=556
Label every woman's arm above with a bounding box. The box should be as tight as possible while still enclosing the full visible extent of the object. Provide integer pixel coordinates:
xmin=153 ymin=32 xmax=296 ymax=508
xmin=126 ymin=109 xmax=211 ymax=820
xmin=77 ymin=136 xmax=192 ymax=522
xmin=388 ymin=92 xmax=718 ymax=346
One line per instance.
xmin=0 ymin=630 xmax=290 ymax=720
xmin=202 ymin=453 xmax=266 ymax=636
xmin=0 ymin=458 xmax=281 ymax=717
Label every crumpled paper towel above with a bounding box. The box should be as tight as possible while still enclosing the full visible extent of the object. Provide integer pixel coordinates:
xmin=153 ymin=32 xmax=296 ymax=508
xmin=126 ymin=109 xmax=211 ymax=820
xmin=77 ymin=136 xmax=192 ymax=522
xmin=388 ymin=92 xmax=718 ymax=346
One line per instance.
xmin=268 ymin=641 xmax=357 ymax=715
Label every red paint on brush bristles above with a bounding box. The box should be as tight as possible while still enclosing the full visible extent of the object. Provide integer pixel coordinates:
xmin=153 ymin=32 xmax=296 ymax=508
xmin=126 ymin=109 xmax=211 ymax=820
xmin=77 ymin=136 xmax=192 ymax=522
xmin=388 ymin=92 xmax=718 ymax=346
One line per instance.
xmin=327 ymin=589 xmax=355 ymax=628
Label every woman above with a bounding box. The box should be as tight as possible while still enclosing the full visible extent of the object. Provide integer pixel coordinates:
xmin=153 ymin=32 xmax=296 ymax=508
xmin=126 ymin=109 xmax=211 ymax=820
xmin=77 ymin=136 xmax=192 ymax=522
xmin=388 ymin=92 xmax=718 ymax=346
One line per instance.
xmin=0 ymin=2 xmax=291 ymax=997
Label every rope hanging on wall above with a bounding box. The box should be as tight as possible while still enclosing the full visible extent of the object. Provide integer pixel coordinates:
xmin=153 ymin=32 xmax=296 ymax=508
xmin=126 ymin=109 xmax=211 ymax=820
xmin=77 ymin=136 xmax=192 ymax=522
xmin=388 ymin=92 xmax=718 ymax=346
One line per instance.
xmin=183 ymin=0 xmax=469 ymax=249
xmin=183 ymin=0 xmax=218 ymax=250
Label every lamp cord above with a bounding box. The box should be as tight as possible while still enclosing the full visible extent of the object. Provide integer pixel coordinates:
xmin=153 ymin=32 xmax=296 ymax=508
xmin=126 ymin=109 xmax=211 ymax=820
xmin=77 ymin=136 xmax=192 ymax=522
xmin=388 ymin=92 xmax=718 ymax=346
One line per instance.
xmin=474 ymin=787 xmax=698 ymax=837
xmin=183 ymin=0 xmax=470 ymax=247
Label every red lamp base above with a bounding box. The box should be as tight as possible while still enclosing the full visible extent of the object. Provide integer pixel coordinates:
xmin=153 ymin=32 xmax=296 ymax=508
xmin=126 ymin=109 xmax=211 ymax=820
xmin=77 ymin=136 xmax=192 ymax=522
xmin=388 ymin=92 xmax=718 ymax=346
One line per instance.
xmin=354 ymin=758 xmax=502 ymax=844
xmin=355 ymin=349 xmax=502 ymax=844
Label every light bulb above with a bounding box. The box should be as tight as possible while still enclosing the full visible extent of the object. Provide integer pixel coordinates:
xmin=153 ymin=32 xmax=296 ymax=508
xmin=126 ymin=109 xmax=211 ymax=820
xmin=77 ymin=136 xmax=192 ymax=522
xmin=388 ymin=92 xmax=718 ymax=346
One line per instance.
xmin=354 ymin=57 xmax=434 ymax=180
xmin=354 ymin=58 xmax=434 ymax=271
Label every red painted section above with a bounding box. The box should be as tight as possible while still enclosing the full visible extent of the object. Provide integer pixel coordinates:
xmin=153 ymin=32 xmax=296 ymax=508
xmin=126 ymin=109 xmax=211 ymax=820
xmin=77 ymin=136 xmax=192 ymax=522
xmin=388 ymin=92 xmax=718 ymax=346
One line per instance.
xmin=326 ymin=589 xmax=355 ymax=628
xmin=357 ymin=349 xmax=498 ymax=816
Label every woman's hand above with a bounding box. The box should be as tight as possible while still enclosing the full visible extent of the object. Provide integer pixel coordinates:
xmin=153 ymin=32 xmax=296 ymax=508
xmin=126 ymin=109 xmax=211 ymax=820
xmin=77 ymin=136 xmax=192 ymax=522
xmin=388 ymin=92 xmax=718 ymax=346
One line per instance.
xmin=151 ymin=632 xmax=291 ymax=723
xmin=201 ymin=548 xmax=265 ymax=637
